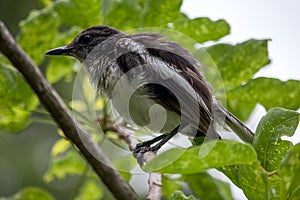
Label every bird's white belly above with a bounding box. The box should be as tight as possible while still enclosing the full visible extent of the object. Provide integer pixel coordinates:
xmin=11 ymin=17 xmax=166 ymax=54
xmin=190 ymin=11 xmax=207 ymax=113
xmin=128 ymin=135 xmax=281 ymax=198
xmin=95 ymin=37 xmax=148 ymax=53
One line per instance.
xmin=112 ymin=91 xmax=180 ymax=133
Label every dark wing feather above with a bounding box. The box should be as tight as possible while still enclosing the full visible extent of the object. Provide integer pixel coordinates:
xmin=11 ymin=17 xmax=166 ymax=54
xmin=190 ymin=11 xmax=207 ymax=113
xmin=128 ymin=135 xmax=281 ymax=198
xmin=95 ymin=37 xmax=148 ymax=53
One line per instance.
xmin=116 ymin=33 xmax=214 ymax=135
xmin=131 ymin=33 xmax=203 ymax=74
xmin=131 ymin=33 xmax=213 ymax=110
xmin=116 ymin=51 xmax=145 ymax=73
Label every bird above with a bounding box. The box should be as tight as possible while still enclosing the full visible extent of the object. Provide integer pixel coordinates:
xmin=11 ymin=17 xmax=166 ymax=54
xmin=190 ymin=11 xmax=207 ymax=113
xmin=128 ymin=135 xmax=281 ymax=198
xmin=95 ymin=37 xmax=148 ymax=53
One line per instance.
xmin=46 ymin=25 xmax=254 ymax=155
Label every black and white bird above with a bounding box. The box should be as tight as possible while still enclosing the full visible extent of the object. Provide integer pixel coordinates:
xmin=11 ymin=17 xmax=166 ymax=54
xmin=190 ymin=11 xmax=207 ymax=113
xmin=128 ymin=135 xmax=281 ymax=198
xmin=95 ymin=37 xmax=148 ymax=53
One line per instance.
xmin=46 ymin=26 xmax=254 ymax=154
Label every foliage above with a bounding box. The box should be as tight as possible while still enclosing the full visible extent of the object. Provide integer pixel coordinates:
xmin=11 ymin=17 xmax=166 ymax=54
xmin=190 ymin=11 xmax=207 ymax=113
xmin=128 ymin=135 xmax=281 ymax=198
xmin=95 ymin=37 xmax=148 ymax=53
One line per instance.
xmin=0 ymin=0 xmax=299 ymax=199
xmin=170 ymin=190 xmax=196 ymax=200
xmin=0 ymin=187 xmax=54 ymax=200
xmin=0 ymin=63 xmax=38 ymax=132
xmin=144 ymin=140 xmax=257 ymax=173
xmin=145 ymin=108 xmax=299 ymax=199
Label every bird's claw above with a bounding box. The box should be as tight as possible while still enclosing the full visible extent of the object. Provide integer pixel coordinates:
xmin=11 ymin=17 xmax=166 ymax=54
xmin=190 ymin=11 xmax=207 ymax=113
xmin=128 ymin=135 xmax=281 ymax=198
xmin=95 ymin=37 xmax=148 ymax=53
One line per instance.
xmin=133 ymin=143 xmax=156 ymax=166
xmin=133 ymin=143 xmax=151 ymax=157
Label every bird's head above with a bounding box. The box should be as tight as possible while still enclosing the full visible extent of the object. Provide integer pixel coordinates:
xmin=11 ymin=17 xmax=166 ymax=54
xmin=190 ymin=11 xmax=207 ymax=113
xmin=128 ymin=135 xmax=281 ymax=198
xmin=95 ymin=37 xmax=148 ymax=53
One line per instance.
xmin=46 ymin=26 xmax=121 ymax=62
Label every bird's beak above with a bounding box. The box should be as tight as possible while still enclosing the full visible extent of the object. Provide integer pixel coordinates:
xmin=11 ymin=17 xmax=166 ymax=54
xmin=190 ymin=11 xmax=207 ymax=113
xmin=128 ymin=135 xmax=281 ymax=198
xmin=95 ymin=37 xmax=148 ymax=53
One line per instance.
xmin=45 ymin=46 xmax=73 ymax=56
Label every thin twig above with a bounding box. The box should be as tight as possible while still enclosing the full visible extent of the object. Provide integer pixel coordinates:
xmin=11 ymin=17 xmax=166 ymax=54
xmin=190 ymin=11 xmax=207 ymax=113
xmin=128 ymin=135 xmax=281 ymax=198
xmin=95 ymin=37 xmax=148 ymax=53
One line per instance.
xmin=143 ymin=151 xmax=163 ymax=200
xmin=0 ymin=21 xmax=138 ymax=200
xmin=107 ymin=123 xmax=139 ymax=151
xmin=107 ymin=123 xmax=163 ymax=200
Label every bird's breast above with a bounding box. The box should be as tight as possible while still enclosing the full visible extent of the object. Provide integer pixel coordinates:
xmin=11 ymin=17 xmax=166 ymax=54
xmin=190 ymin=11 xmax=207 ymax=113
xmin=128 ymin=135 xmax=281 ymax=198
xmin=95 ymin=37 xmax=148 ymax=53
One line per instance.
xmin=112 ymin=89 xmax=180 ymax=133
xmin=83 ymin=55 xmax=122 ymax=97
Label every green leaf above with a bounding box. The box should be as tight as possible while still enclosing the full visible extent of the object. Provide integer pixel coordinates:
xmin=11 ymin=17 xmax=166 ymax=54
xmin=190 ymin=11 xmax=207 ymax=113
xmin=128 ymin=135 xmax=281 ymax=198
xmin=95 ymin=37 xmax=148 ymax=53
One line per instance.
xmin=0 ymin=64 xmax=38 ymax=133
xmin=0 ymin=187 xmax=54 ymax=200
xmin=44 ymin=148 xmax=86 ymax=182
xmin=170 ymin=190 xmax=196 ymax=200
xmin=279 ymin=144 xmax=300 ymax=200
xmin=174 ymin=16 xmax=230 ymax=43
xmin=226 ymin=99 xmax=256 ymax=121
xmin=268 ymin=174 xmax=282 ymax=200
xmin=142 ymin=0 xmax=230 ymax=43
xmin=220 ymin=111 xmax=299 ymax=200
xmin=103 ymin=0 xmax=143 ymax=29
xmin=227 ymin=78 xmax=300 ymax=111
xmin=143 ymin=140 xmax=257 ymax=174
xmin=205 ymin=39 xmax=270 ymax=89
xmin=46 ymin=26 xmax=81 ymax=83
xmin=220 ymin=163 xmax=268 ymax=200
xmin=53 ymin=0 xmax=101 ymax=28
xmin=104 ymin=0 xmax=229 ymax=43
xmin=113 ymin=154 xmax=136 ymax=182
xmin=204 ymin=44 xmax=232 ymax=66
xmin=40 ymin=0 xmax=53 ymax=8
xmin=46 ymin=56 xmax=74 ymax=83
xmin=74 ymin=179 xmax=103 ymax=200
xmin=18 ymin=8 xmax=60 ymax=65
xmin=162 ymin=175 xmax=182 ymax=199
xmin=142 ymin=0 xmax=182 ymax=27
xmin=183 ymin=172 xmax=233 ymax=200
xmin=51 ymin=138 xmax=71 ymax=156
xmin=253 ymin=108 xmax=300 ymax=171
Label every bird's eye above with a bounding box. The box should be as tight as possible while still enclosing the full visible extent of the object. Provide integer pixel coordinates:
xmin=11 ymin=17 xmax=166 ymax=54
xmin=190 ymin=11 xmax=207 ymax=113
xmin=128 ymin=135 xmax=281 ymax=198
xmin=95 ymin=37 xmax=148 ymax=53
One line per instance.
xmin=79 ymin=34 xmax=92 ymax=44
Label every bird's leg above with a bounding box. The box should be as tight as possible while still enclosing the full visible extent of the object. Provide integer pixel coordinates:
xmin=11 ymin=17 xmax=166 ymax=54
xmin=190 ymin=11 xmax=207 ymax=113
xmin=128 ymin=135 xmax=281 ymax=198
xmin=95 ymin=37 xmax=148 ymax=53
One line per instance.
xmin=133 ymin=135 xmax=166 ymax=158
xmin=149 ymin=126 xmax=179 ymax=152
xmin=134 ymin=134 xmax=167 ymax=150
xmin=133 ymin=126 xmax=179 ymax=157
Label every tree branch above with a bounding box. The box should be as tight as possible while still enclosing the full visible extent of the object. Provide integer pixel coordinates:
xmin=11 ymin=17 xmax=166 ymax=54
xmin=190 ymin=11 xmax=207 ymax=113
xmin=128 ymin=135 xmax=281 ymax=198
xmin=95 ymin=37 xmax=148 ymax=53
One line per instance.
xmin=107 ymin=123 xmax=162 ymax=200
xmin=144 ymin=152 xmax=163 ymax=200
xmin=0 ymin=21 xmax=138 ymax=200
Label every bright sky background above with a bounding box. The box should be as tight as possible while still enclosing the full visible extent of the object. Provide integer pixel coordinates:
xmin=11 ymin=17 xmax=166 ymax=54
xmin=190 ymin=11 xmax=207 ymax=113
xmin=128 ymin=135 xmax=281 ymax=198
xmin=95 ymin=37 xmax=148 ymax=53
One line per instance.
xmin=180 ymin=1 xmax=300 ymax=199
xmin=181 ymin=0 xmax=300 ymax=81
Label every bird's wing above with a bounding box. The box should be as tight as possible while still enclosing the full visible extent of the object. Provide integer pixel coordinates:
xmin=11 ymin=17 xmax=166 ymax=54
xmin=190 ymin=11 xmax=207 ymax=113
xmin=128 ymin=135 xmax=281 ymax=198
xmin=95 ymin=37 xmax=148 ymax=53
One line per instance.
xmin=131 ymin=33 xmax=213 ymax=108
xmin=114 ymin=36 xmax=213 ymax=135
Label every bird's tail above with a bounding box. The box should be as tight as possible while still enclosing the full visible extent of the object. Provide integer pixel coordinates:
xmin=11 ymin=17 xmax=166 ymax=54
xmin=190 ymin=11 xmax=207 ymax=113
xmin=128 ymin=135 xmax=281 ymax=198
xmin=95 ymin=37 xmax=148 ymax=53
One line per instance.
xmin=213 ymin=102 xmax=254 ymax=143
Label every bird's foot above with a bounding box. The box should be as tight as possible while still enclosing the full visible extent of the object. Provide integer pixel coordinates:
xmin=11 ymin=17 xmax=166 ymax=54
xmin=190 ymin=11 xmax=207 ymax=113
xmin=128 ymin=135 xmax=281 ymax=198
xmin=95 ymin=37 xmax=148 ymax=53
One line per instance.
xmin=133 ymin=143 xmax=152 ymax=157
xmin=133 ymin=143 xmax=158 ymax=166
